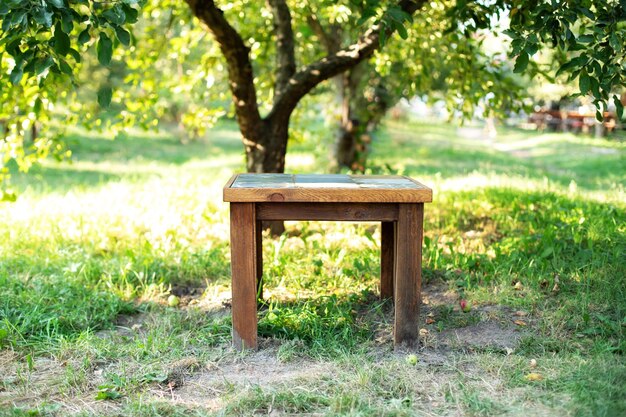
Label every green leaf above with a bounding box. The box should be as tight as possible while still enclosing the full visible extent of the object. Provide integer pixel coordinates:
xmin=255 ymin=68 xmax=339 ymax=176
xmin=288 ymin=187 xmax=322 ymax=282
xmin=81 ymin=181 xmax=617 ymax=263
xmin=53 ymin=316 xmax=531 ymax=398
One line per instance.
xmin=61 ymin=11 xmax=74 ymax=33
xmin=26 ymin=354 xmax=34 ymax=371
xmin=579 ymin=71 xmax=590 ymax=95
xmin=98 ymin=86 xmax=112 ymax=108
xmin=379 ymin=23 xmax=387 ymax=48
xmin=595 ymin=110 xmax=603 ymax=122
xmin=53 ymin=25 xmax=71 ymax=56
xmin=95 ymin=385 xmax=122 ymax=401
xmin=121 ymin=4 xmax=139 ymax=23
xmin=609 ymin=33 xmax=621 ymax=53
xmin=78 ymin=28 xmax=91 ymax=45
xmin=356 ymin=8 xmax=376 ymax=26
xmin=33 ymin=97 xmax=43 ymax=113
xmin=578 ymin=6 xmax=594 ymax=19
xmin=68 ymin=48 xmax=81 ymax=63
xmin=97 ymin=32 xmax=113 ymax=66
xmin=524 ymin=42 xmax=538 ymax=56
xmin=32 ymin=7 xmax=53 ymax=27
xmin=502 ymin=29 xmax=517 ymax=38
xmin=59 ymin=58 xmax=72 ymax=75
xmin=578 ymin=34 xmax=594 ymax=43
xmin=35 ymin=56 xmax=55 ymax=75
xmin=511 ymin=38 xmax=524 ymax=55
xmin=5 ymin=38 xmax=21 ymax=56
xmin=395 ymin=22 xmax=408 ymax=40
xmin=615 ymin=95 xmax=624 ymax=120
xmin=589 ymin=76 xmax=600 ymax=98
xmin=556 ymin=55 xmax=588 ymax=77
xmin=513 ymin=52 xmax=529 ymax=73
xmin=2 ymin=14 xmax=11 ymax=31
xmin=102 ymin=7 xmax=125 ymax=25
xmin=23 ymin=57 xmax=36 ymax=74
xmin=9 ymin=66 xmax=23 ymax=84
xmin=49 ymin=0 xmax=65 ymax=8
xmin=114 ymin=26 xmax=131 ymax=46
xmin=387 ymin=7 xmax=411 ymax=23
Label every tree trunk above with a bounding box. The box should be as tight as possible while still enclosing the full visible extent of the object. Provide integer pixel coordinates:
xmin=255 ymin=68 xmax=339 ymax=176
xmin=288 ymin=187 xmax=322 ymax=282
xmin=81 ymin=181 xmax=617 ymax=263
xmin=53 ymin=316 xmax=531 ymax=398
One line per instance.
xmin=241 ymin=115 xmax=290 ymax=235
xmin=335 ymin=117 xmax=373 ymax=173
xmin=334 ymin=66 xmax=392 ymax=172
xmin=244 ymin=118 xmax=288 ymax=174
xmin=335 ymin=67 xmax=361 ymax=171
xmin=333 ymin=67 xmax=397 ymax=173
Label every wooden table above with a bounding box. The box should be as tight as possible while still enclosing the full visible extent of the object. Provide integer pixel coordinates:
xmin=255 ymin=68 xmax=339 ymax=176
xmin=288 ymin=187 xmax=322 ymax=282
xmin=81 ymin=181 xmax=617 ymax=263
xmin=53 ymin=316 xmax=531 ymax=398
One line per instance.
xmin=223 ymin=174 xmax=432 ymax=350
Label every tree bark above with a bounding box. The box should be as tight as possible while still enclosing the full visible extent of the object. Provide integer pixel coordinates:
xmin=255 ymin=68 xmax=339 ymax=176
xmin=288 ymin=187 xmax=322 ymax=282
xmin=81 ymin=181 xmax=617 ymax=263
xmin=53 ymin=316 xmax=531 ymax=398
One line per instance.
xmin=267 ymin=0 xmax=296 ymax=103
xmin=185 ymin=0 xmax=426 ymax=178
xmin=244 ymin=117 xmax=289 ymax=174
xmin=335 ymin=71 xmax=392 ymax=171
xmin=335 ymin=69 xmax=363 ymax=170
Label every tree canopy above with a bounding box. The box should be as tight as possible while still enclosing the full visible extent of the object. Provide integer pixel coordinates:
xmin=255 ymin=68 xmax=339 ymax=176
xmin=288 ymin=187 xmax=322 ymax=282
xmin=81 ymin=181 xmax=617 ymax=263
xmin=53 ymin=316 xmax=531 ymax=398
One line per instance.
xmin=1 ymin=0 xmax=625 ymax=199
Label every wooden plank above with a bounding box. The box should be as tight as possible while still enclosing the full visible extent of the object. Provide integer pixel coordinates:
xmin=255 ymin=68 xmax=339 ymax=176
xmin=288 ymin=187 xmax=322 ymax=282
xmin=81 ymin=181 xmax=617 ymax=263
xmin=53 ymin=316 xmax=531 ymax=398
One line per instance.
xmin=393 ymin=203 xmax=424 ymax=348
xmin=224 ymin=174 xmax=433 ymax=203
xmin=229 ymin=203 xmax=258 ymax=350
xmin=223 ymin=174 xmax=238 ymax=192
xmin=226 ymin=187 xmax=432 ymax=203
xmin=380 ymin=221 xmax=395 ymax=300
xmin=255 ymin=220 xmax=263 ymax=301
xmin=256 ymin=202 xmax=398 ymax=221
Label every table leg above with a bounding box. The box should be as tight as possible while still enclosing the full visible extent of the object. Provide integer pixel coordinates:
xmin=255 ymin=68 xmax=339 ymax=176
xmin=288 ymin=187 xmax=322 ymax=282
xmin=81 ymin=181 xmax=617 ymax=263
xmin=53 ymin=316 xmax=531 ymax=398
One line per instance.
xmin=256 ymin=220 xmax=263 ymax=301
xmin=230 ymin=203 xmax=258 ymax=350
xmin=394 ymin=203 xmax=424 ymax=347
xmin=381 ymin=221 xmax=395 ymax=300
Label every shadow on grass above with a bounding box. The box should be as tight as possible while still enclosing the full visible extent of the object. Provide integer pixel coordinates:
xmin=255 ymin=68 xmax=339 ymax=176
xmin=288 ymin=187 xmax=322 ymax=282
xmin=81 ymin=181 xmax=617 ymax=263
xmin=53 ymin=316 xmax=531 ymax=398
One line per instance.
xmin=257 ymin=291 xmax=379 ymax=354
xmin=63 ymin=123 xmax=242 ymax=165
xmin=9 ymin=121 xmax=244 ymax=194
xmin=376 ymin=120 xmax=626 ymax=191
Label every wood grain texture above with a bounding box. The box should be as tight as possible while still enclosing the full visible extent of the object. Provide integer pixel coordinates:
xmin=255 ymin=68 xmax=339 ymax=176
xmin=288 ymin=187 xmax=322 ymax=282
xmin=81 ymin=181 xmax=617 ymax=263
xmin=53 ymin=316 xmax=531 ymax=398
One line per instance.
xmin=226 ymin=187 xmax=432 ymax=203
xmin=224 ymin=174 xmax=432 ymax=203
xmin=226 ymin=174 xmax=430 ymax=349
xmin=394 ymin=203 xmax=424 ymax=348
xmin=255 ymin=220 xmax=263 ymax=301
xmin=380 ymin=221 xmax=395 ymax=300
xmin=230 ymin=203 xmax=258 ymax=350
xmin=223 ymin=174 xmax=238 ymax=191
xmin=256 ymin=202 xmax=398 ymax=221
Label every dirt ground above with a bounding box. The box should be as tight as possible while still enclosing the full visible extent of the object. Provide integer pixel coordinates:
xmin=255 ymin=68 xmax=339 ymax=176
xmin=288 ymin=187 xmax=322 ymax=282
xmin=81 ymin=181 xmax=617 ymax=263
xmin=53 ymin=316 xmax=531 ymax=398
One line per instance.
xmin=0 ymin=281 xmax=536 ymax=416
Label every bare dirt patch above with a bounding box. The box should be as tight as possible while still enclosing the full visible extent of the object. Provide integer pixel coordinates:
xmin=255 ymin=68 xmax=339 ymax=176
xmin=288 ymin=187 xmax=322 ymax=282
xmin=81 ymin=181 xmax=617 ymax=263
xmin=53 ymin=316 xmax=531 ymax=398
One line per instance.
xmin=421 ymin=279 xmax=457 ymax=307
xmin=435 ymin=321 xmax=523 ymax=351
xmin=0 ymin=353 xmax=69 ymax=408
xmin=161 ymin=347 xmax=334 ymax=410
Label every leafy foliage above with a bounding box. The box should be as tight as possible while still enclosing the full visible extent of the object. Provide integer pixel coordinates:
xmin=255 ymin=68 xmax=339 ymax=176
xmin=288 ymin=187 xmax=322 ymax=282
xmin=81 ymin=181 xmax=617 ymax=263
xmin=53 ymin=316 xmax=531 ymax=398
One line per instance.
xmin=0 ymin=0 xmax=142 ymax=198
xmin=451 ymin=0 xmax=626 ymax=120
xmin=1 ymin=0 xmax=625 ymax=190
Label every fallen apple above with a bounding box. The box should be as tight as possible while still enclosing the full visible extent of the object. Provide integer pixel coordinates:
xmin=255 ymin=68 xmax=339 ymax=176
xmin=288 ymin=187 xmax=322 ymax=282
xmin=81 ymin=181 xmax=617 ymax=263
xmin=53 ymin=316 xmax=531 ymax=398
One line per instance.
xmin=460 ymin=299 xmax=471 ymax=312
xmin=168 ymin=295 xmax=180 ymax=307
xmin=405 ymin=354 xmax=418 ymax=366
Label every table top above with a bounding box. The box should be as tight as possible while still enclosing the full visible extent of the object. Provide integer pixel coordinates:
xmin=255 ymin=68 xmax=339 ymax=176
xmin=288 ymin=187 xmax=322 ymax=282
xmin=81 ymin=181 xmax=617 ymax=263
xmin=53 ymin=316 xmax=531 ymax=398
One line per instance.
xmin=223 ymin=174 xmax=432 ymax=203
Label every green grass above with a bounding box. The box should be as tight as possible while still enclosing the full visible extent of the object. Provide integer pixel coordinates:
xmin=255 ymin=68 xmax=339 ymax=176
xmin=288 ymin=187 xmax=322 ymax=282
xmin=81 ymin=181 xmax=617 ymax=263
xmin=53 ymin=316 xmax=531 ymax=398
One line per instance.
xmin=0 ymin=118 xmax=625 ymax=416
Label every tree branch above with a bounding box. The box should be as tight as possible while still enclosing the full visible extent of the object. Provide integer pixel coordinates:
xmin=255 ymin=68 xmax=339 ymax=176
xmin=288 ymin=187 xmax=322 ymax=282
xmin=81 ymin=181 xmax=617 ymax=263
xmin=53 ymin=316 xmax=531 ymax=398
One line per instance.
xmin=307 ymin=14 xmax=340 ymax=54
xmin=267 ymin=0 xmax=296 ymax=102
xmin=268 ymin=0 xmax=427 ymax=122
xmin=184 ymin=0 xmax=263 ymax=139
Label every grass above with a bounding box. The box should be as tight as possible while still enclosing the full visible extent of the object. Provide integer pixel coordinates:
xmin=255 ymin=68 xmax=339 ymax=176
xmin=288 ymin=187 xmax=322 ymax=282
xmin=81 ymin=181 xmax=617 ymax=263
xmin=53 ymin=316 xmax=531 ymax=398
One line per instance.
xmin=0 ymin=118 xmax=625 ymax=416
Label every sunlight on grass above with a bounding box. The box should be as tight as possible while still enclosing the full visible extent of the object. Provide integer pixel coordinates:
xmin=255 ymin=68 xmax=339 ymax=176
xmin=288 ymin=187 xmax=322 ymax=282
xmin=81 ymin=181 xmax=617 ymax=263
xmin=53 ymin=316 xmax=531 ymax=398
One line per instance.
xmin=1 ymin=119 xmax=624 ymax=416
